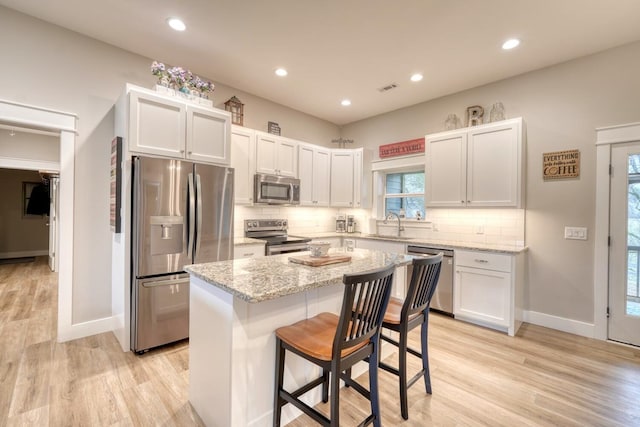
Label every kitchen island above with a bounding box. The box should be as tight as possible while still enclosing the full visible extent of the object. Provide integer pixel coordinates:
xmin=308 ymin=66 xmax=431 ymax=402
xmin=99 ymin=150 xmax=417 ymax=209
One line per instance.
xmin=185 ymin=247 xmax=413 ymax=427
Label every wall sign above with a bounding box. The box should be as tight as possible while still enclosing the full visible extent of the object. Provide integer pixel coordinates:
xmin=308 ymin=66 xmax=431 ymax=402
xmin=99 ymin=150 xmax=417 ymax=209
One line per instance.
xmin=543 ymin=149 xmax=580 ymax=180
xmin=379 ymin=138 xmax=425 ymax=158
xmin=110 ymin=136 xmax=123 ymax=233
xmin=268 ymin=121 xmax=281 ymax=135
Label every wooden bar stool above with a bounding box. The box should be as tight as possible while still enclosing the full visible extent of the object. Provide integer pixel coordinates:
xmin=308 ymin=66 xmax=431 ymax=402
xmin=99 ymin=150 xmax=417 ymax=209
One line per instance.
xmin=273 ymin=264 xmax=396 ymax=427
xmin=379 ymin=253 xmax=443 ymax=420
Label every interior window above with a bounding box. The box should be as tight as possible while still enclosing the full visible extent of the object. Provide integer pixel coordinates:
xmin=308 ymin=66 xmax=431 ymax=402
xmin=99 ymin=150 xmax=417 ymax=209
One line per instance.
xmin=384 ymin=171 xmax=425 ymax=219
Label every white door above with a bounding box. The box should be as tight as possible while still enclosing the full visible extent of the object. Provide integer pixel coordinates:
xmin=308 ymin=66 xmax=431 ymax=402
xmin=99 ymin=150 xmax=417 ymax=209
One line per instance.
xmin=298 ymin=145 xmax=314 ymax=206
xmin=330 ymin=152 xmax=354 ymax=207
xmin=313 ymin=148 xmax=331 ymax=206
xmin=255 ymin=134 xmax=278 ymax=175
xmin=609 ymin=142 xmax=640 ymax=346
xmin=230 ymin=126 xmax=255 ymax=205
xmin=48 ymin=176 xmax=59 ymax=272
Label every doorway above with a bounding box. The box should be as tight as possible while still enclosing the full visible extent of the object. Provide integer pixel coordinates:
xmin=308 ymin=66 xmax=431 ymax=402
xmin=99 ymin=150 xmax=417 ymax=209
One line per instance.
xmin=0 ymin=98 xmax=76 ymax=342
xmin=608 ymin=142 xmax=640 ymax=346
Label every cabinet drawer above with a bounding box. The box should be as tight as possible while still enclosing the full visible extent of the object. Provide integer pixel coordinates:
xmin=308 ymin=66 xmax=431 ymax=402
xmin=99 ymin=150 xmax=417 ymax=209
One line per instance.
xmin=456 ymin=250 xmax=511 ymax=272
xmin=234 ymin=244 xmax=265 ymax=259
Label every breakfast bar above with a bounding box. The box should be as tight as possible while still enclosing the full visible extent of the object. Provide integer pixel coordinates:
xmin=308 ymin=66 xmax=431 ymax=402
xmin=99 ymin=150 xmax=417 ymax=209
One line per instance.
xmin=185 ymin=247 xmax=413 ymax=427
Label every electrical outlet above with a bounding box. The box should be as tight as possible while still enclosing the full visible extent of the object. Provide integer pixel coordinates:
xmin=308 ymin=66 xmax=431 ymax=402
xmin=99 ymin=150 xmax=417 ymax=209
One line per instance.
xmin=475 ymin=225 xmax=485 ymax=234
xmin=564 ymin=226 xmax=588 ymax=240
xmin=433 ymin=223 xmax=439 ymax=232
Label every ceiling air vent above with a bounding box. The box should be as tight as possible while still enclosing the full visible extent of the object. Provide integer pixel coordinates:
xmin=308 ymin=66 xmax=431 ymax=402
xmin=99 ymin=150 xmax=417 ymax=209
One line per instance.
xmin=377 ymin=83 xmax=398 ymax=93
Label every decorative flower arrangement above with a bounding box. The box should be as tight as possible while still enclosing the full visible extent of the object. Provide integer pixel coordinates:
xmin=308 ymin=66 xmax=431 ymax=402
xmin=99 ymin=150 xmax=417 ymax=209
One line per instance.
xmin=151 ymin=61 xmax=215 ymax=97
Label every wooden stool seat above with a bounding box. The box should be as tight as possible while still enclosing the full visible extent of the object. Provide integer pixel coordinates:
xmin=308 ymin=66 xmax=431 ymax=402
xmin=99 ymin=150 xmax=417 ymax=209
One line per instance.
xmin=275 ymin=312 xmax=368 ymax=361
xmin=382 ymin=297 xmax=420 ymax=325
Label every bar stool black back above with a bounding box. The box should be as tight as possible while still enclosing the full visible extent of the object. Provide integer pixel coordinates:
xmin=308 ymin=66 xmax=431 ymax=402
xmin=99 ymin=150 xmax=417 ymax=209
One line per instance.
xmin=273 ymin=263 xmax=396 ymax=426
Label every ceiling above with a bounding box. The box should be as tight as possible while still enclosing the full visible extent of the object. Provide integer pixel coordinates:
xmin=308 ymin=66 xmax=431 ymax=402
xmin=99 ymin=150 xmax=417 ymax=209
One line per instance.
xmin=2 ymin=0 xmax=640 ymax=125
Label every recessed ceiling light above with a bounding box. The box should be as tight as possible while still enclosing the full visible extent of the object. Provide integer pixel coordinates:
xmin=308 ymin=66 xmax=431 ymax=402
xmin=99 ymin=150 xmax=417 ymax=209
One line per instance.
xmin=275 ymin=68 xmax=288 ymax=77
xmin=341 ymin=99 xmax=351 ymax=106
xmin=167 ymin=18 xmax=186 ymax=32
xmin=502 ymin=38 xmax=520 ymax=50
xmin=410 ymin=73 xmax=423 ymax=82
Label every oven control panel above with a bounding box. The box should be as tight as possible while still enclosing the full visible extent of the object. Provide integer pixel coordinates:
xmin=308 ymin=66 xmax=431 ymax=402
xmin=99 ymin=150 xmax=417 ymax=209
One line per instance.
xmin=244 ymin=219 xmax=288 ymax=232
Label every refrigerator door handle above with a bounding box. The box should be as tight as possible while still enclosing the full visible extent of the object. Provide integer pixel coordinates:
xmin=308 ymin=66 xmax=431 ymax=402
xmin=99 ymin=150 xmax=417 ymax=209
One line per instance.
xmin=196 ymin=173 xmax=203 ymax=257
xmin=187 ymin=172 xmax=195 ymax=260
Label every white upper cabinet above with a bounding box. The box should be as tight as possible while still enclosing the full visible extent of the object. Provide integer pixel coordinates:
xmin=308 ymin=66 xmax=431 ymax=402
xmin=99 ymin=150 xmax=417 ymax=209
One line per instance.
xmin=298 ymin=144 xmax=331 ymax=206
xmin=230 ymin=126 xmax=255 ymax=205
xmin=127 ymin=85 xmax=231 ymax=165
xmin=255 ymin=132 xmax=297 ymax=177
xmin=330 ymin=151 xmax=355 ymax=207
xmin=425 ymin=118 xmax=524 ymax=208
xmin=330 ymin=148 xmax=371 ymax=208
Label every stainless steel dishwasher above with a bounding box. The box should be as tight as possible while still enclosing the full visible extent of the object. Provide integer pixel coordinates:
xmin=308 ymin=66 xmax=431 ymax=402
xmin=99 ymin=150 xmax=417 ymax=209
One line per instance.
xmin=406 ymin=245 xmax=454 ymax=316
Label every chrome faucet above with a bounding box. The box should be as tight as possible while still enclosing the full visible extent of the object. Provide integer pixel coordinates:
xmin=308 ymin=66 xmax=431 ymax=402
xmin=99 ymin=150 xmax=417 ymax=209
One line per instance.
xmin=384 ymin=212 xmax=405 ymax=237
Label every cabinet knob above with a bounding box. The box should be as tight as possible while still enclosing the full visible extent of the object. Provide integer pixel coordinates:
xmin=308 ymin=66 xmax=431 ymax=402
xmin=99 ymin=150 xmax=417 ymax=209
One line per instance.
xmin=188 ymin=151 xmax=193 ymax=154
xmin=467 ymin=200 xmax=471 ymax=203
xmin=180 ymin=149 xmax=185 ymax=153
xmin=461 ymin=201 xmax=465 ymax=203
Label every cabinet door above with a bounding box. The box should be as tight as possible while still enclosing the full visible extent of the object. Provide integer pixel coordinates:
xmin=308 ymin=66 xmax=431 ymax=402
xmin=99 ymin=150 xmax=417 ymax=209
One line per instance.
xmin=186 ymin=106 xmax=231 ymax=165
xmin=353 ymin=149 xmax=363 ymax=208
xmin=231 ymin=126 xmax=255 ymax=205
xmin=255 ymin=134 xmax=278 ymax=175
xmin=313 ymin=148 xmax=331 ymax=206
xmin=454 ymin=266 xmax=511 ymax=328
xmin=425 ymin=132 xmax=467 ymax=207
xmin=467 ymin=123 xmax=519 ymax=206
xmin=298 ymin=145 xmax=315 ymax=206
xmin=330 ymin=152 xmax=354 ymax=207
xmin=276 ymin=139 xmax=297 ymax=177
xmin=129 ymin=90 xmax=186 ymax=158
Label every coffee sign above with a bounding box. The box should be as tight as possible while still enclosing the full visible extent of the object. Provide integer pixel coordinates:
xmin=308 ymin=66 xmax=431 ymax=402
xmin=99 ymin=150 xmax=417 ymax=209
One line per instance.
xmin=543 ymin=149 xmax=580 ymax=180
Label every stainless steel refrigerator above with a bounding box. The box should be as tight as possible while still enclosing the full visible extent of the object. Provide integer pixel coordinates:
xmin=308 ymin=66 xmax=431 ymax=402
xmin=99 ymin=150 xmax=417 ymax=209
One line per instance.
xmin=131 ymin=156 xmax=234 ymax=353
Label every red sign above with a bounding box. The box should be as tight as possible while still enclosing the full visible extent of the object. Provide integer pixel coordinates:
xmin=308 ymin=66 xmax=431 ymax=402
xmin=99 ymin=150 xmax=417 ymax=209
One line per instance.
xmin=379 ymin=138 xmax=425 ymax=158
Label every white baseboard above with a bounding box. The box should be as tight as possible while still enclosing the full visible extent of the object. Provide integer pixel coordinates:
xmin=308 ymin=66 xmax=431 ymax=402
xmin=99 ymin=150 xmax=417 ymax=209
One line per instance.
xmin=0 ymin=250 xmax=48 ymax=259
xmin=523 ymin=310 xmax=595 ymax=339
xmin=57 ymin=316 xmax=115 ymax=343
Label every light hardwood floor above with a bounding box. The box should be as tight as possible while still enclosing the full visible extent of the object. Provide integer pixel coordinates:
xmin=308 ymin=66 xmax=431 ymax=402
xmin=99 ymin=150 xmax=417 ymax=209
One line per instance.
xmin=2 ymin=257 xmax=640 ymax=426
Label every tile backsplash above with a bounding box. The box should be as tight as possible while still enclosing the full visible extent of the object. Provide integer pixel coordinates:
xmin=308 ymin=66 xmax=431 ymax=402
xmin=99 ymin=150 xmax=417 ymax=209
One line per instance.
xmin=235 ymin=205 xmax=525 ymax=246
xmin=234 ymin=206 xmax=370 ymax=237
xmin=377 ymin=208 xmax=525 ymax=246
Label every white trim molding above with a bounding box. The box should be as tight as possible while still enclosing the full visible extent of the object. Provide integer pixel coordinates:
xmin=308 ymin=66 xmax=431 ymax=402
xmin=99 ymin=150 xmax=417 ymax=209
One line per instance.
xmin=0 ymin=250 xmax=49 ymax=259
xmin=0 ymin=157 xmax=60 ymax=172
xmin=56 ymin=316 xmax=115 ymax=343
xmin=594 ymin=122 xmax=640 ymax=341
xmin=523 ymin=311 xmax=595 ymax=338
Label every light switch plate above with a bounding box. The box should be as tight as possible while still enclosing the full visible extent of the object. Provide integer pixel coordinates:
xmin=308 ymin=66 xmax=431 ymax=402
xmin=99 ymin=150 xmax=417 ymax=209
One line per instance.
xmin=564 ymin=226 xmax=588 ymax=240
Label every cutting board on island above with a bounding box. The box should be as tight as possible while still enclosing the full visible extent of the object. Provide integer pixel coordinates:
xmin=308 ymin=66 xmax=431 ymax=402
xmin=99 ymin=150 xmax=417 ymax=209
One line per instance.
xmin=289 ymin=254 xmax=352 ymax=267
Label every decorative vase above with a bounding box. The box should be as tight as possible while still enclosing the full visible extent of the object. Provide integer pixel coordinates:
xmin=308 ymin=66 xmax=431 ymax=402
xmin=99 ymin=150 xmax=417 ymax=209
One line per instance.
xmin=445 ymin=114 xmax=458 ymax=130
xmin=158 ymin=75 xmax=170 ymax=87
xmin=489 ymin=102 xmax=505 ymax=122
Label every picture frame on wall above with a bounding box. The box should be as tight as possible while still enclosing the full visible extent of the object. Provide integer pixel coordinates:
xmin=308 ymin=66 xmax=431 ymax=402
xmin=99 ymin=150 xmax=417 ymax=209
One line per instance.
xmin=110 ymin=136 xmax=123 ymax=233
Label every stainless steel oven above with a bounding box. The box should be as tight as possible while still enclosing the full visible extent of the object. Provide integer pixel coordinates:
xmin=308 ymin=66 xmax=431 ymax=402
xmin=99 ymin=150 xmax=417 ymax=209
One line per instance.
xmin=245 ymin=219 xmax=310 ymax=255
xmin=406 ymin=245 xmax=454 ymax=316
xmin=253 ymin=174 xmax=300 ymax=205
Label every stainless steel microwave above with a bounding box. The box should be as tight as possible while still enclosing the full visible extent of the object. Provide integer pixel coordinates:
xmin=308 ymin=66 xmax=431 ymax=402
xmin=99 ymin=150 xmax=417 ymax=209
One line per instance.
xmin=253 ymin=174 xmax=300 ymax=205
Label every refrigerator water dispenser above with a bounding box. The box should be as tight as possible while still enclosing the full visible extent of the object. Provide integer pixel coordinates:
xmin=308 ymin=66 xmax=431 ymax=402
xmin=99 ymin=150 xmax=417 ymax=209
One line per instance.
xmin=150 ymin=216 xmax=184 ymax=255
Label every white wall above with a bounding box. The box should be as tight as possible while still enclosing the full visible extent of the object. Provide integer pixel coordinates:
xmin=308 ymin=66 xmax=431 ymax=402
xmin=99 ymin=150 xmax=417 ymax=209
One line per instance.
xmin=342 ymin=41 xmax=640 ymax=324
xmin=0 ymin=7 xmax=339 ymax=329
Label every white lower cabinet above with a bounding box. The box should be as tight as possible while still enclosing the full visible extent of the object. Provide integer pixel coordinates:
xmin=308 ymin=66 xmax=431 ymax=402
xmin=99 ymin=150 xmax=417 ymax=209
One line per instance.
xmin=454 ymin=249 xmax=523 ymax=336
xmin=233 ymin=243 xmax=265 ymax=259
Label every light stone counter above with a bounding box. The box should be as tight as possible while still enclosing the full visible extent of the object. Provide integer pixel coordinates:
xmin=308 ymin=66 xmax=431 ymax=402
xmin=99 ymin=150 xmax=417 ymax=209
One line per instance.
xmin=233 ymin=237 xmax=265 ymax=246
xmin=186 ymin=247 xmax=412 ymax=427
xmin=299 ymin=232 xmax=527 ymax=254
xmin=185 ymin=247 xmax=413 ymax=303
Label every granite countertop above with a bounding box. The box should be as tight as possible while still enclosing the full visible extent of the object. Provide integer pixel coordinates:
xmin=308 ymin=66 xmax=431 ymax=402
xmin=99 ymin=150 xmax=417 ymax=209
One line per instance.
xmin=185 ymin=247 xmax=413 ymax=303
xmin=234 ymin=237 xmax=265 ymax=246
xmin=300 ymin=232 xmax=526 ymax=254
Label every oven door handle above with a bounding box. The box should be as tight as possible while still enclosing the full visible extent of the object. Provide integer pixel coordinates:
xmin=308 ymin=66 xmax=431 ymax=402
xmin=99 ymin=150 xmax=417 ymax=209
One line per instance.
xmin=268 ymin=243 xmax=310 ymax=255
